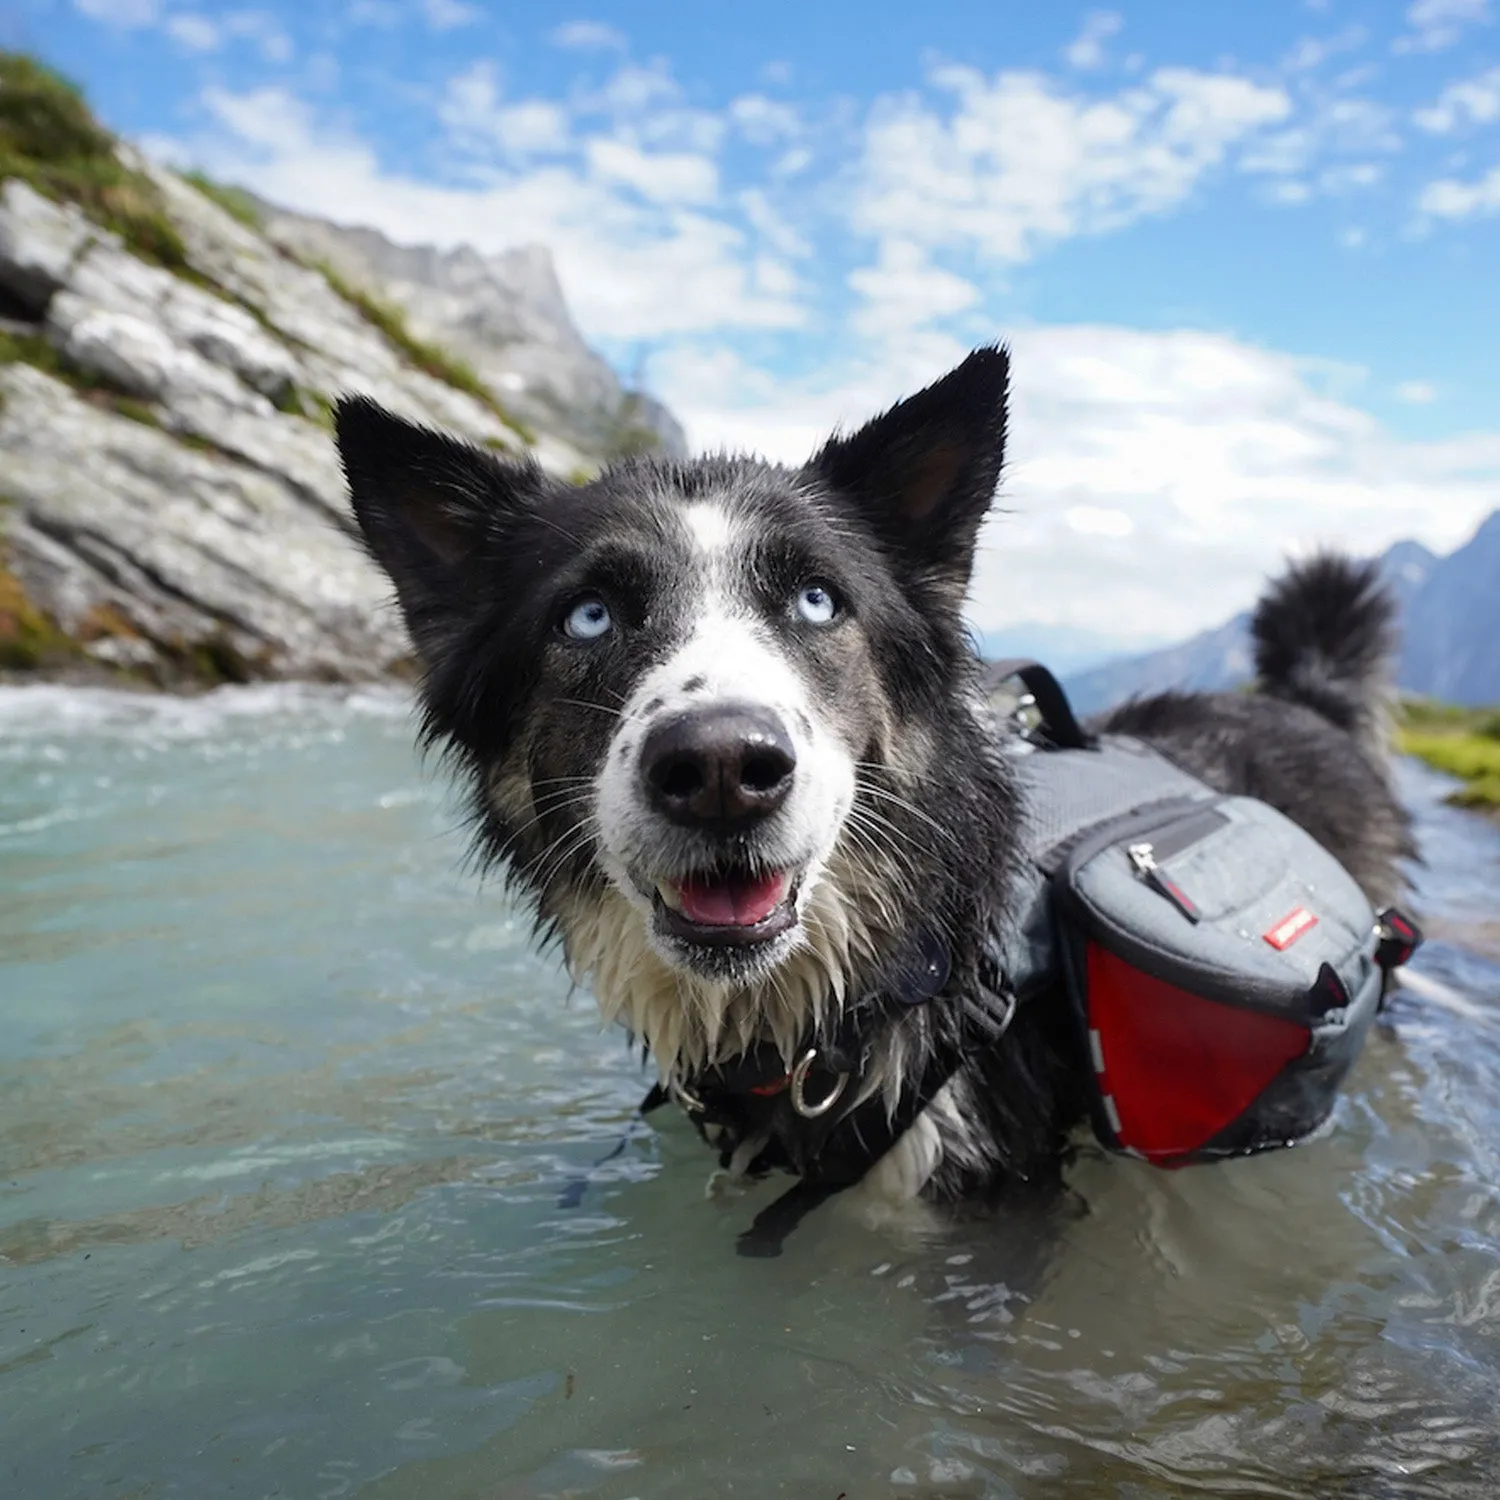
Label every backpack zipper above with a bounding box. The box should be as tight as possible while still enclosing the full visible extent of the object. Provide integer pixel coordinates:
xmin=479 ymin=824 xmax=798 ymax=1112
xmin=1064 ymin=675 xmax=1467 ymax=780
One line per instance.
xmin=1126 ymin=841 xmax=1201 ymax=923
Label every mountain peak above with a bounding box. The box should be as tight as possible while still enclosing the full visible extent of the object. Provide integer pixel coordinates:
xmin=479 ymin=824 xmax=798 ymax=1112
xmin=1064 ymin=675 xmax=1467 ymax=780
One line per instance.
xmin=1062 ymin=522 xmax=1499 ymax=713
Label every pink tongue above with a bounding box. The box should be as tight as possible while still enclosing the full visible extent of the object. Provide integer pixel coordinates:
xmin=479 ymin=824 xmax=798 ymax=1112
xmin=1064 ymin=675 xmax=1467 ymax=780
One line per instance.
xmin=677 ymin=870 xmax=787 ymax=927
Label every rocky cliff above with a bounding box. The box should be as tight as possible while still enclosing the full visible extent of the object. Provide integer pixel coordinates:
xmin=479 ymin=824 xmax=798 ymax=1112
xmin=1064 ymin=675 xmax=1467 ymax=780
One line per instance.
xmin=259 ymin=207 xmax=685 ymax=467
xmin=0 ymin=54 xmax=682 ymax=686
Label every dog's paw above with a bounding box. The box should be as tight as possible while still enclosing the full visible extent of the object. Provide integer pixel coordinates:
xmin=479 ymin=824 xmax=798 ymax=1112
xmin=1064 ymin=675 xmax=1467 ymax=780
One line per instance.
xmin=704 ymin=1167 xmax=751 ymax=1200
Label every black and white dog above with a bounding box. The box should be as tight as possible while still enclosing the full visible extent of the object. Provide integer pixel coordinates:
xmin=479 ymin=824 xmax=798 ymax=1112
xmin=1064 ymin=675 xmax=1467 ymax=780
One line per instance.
xmin=336 ymin=347 xmax=1414 ymax=1218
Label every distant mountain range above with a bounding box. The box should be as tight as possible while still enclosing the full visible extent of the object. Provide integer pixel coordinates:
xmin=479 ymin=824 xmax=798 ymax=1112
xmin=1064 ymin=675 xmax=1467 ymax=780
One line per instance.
xmin=1060 ymin=513 xmax=1499 ymax=712
xmin=968 ymin=622 xmax=1169 ymax=678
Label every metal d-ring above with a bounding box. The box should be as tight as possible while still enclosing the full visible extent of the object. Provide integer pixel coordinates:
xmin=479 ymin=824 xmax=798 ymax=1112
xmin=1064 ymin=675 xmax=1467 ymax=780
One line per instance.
xmin=789 ymin=1048 xmax=848 ymax=1119
xmin=668 ymin=1072 xmax=705 ymax=1115
xmin=992 ymin=986 xmax=1018 ymax=1041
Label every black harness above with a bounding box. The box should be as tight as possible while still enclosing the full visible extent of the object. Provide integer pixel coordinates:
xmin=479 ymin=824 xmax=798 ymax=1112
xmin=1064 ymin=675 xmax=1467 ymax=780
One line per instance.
xmin=636 ymin=926 xmax=1019 ymax=1257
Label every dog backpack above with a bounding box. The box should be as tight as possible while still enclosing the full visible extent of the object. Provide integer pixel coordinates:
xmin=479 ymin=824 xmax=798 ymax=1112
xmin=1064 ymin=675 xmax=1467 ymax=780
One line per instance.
xmin=986 ymin=660 xmax=1421 ymax=1166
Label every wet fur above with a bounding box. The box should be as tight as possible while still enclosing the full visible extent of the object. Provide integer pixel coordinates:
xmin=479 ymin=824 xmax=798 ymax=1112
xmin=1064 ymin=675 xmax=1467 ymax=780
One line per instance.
xmin=336 ymin=354 xmax=1412 ymax=1211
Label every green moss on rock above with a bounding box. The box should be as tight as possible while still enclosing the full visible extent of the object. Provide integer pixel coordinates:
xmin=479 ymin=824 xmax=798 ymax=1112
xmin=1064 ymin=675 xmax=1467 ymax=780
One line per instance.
xmin=308 ymin=256 xmax=535 ymax=445
xmin=180 ymin=169 xmax=262 ymax=231
xmin=273 ymin=382 xmax=335 ymax=430
xmin=0 ymin=51 xmax=190 ymax=273
xmin=1 ymin=325 xmax=170 ymax=425
xmin=0 ymin=545 xmax=79 ymax=670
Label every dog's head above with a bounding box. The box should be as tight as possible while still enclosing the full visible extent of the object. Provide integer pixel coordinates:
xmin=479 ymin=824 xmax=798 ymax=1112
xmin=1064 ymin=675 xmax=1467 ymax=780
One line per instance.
xmin=337 ymin=348 xmax=1010 ymax=1070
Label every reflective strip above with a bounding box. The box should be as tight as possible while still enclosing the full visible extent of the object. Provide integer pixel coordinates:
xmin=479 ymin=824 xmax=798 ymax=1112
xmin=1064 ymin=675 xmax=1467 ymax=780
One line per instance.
xmin=1102 ymin=1094 xmax=1122 ymax=1136
xmin=1089 ymin=1028 xmax=1105 ymax=1074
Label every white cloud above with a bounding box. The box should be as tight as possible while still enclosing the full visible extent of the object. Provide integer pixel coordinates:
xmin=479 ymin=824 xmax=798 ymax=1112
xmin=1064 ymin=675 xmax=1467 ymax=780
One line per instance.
xmin=74 ymin=0 xmax=160 ymax=24
xmin=184 ymin=84 xmax=802 ymax=340
xmin=1396 ymin=380 xmax=1438 ymax=403
xmin=1419 ymin=165 xmax=1500 ymax=218
xmin=595 ymin=60 xmax=679 ymax=113
xmin=1282 ymin=26 xmax=1367 ymax=71
xmin=1319 ymin=161 xmax=1382 ymax=192
xmin=346 ymin=0 xmax=474 ymax=26
xmin=346 ymin=0 xmax=401 ymax=24
xmin=201 ymin=85 xmax=321 ymax=155
xmin=423 ymin=0 xmax=480 ymax=29
xmin=160 ymin=9 xmax=289 ymax=60
xmin=1414 ymin=66 xmax=1500 ymax=132
xmin=166 ymin=13 xmax=220 ymax=50
xmin=550 ymin=19 xmax=627 ymax=51
xmin=1269 ymin=179 xmax=1314 ymax=204
xmin=729 ymin=94 xmax=801 ymax=144
xmin=439 ymin=62 xmax=570 ymax=156
xmin=1066 ymin=505 xmax=1134 ymax=536
xmin=1394 ymin=0 xmax=1491 ymax=53
xmin=853 ymin=64 xmax=1290 ymax=265
xmin=1064 ymin=11 xmax=1123 ymax=71
xmin=1240 ymin=97 xmax=1400 ymax=203
xmin=846 ymin=240 xmax=981 ymax=337
xmin=737 ymin=188 xmax=811 ymax=258
xmin=772 ymin=146 xmax=813 ymax=178
xmin=653 ymin=328 xmax=1500 ymax=640
xmin=490 ymin=101 xmax=570 ymax=154
xmin=226 ymin=10 xmax=293 ymax=62
xmin=585 ymin=137 xmax=719 ymax=204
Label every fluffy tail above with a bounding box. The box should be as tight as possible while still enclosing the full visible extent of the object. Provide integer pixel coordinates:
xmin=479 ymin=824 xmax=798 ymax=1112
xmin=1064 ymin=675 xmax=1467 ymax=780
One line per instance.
xmin=1251 ymin=552 xmax=1398 ymax=757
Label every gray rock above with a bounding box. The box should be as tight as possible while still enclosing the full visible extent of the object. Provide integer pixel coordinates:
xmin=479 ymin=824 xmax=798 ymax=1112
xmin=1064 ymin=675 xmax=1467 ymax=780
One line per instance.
xmin=162 ymin=280 xmax=299 ymax=400
xmin=1 ymin=362 xmax=403 ymax=681
xmin=0 ymin=179 xmax=99 ymax=316
xmin=49 ymin=235 xmax=298 ymax=405
xmin=48 ymin=294 xmax=263 ymax=410
xmin=147 ymin=162 xmax=548 ymax=461
xmin=261 ymin=206 xmax=687 ymax=464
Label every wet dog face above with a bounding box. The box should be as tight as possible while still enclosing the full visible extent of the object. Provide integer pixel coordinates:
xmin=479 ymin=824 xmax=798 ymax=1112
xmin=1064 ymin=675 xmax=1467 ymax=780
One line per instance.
xmin=337 ymin=349 xmax=1010 ymax=1021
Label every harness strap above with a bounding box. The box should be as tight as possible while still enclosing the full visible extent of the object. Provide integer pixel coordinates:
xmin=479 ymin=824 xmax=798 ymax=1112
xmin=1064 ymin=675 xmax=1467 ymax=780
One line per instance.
xmin=728 ymin=988 xmax=1017 ymax=1256
xmin=983 ymin=658 xmax=1092 ymax=751
xmin=1374 ymin=905 xmax=1424 ymax=1010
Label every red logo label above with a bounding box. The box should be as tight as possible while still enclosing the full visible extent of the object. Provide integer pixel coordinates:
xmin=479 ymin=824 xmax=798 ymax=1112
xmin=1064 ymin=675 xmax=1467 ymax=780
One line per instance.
xmin=1264 ymin=907 xmax=1318 ymax=950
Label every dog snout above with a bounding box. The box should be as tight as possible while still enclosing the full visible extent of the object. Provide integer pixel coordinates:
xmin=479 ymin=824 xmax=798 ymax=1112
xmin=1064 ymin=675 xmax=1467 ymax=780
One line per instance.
xmin=641 ymin=704 xmax=796 ymax=829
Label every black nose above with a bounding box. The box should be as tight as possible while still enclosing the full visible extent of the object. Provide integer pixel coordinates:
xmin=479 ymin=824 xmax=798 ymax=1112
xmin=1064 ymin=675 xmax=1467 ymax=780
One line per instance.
xmin=641 ymin=704 xmax=796 ymax=828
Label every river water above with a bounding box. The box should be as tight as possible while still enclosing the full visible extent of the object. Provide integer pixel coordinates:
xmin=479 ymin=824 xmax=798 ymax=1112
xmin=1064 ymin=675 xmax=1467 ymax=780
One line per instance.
xmin=2 ymin=684 xmax=1498 ymax=1500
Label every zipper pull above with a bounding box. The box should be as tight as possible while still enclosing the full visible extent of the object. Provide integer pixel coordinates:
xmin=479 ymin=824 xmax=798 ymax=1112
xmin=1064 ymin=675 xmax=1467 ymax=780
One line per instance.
xmin=1127 ymin=841 xmax=1200 ymax=923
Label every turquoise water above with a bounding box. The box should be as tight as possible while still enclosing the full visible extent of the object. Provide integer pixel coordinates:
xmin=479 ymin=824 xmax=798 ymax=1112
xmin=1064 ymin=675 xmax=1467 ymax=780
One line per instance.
xmin=3 ymin=684 xmax=1500 ymax=1499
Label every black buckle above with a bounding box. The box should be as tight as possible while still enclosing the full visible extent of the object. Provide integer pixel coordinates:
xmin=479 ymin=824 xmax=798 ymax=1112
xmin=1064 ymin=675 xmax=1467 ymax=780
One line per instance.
xmin=1375 ymin=907 xmax=1422 ymax=972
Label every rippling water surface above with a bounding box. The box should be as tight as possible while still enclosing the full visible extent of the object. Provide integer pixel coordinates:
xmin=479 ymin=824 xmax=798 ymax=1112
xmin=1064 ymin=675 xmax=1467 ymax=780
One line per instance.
xmin=3 ymin=684 xmax=1499 ymax=1499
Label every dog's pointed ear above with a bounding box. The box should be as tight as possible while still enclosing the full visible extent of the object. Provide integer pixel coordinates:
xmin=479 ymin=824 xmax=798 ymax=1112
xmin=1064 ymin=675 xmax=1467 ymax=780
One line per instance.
xmin=806 ymin=346 xmax=1008 ymax=600
xmin=335 ymin=396 xmax=540 ymax=660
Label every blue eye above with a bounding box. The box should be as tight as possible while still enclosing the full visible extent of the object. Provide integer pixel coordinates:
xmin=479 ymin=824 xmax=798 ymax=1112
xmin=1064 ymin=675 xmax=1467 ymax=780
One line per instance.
xmin=795 ymin=583 xmax=839 ymax=625
xmin=563 ymin=597 xmax=612 ymax=640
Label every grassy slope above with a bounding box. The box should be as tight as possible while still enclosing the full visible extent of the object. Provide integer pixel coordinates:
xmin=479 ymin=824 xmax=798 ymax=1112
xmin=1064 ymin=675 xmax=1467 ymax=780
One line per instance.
xmin=1396 ymin=700 xmax=1500 ymax=813
xmin=0 ymin=52 xmax=189 ymax=271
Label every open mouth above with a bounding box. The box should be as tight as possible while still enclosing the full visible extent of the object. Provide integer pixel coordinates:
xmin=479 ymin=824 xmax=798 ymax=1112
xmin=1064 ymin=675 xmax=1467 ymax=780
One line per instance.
xmin=653 ymin=865 xmax=799 ymax=947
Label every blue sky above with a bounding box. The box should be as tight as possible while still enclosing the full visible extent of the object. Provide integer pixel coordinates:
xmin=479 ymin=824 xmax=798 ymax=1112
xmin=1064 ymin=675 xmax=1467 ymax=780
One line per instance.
xmin=11 ymin=0 xmax=1500 ymax=642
